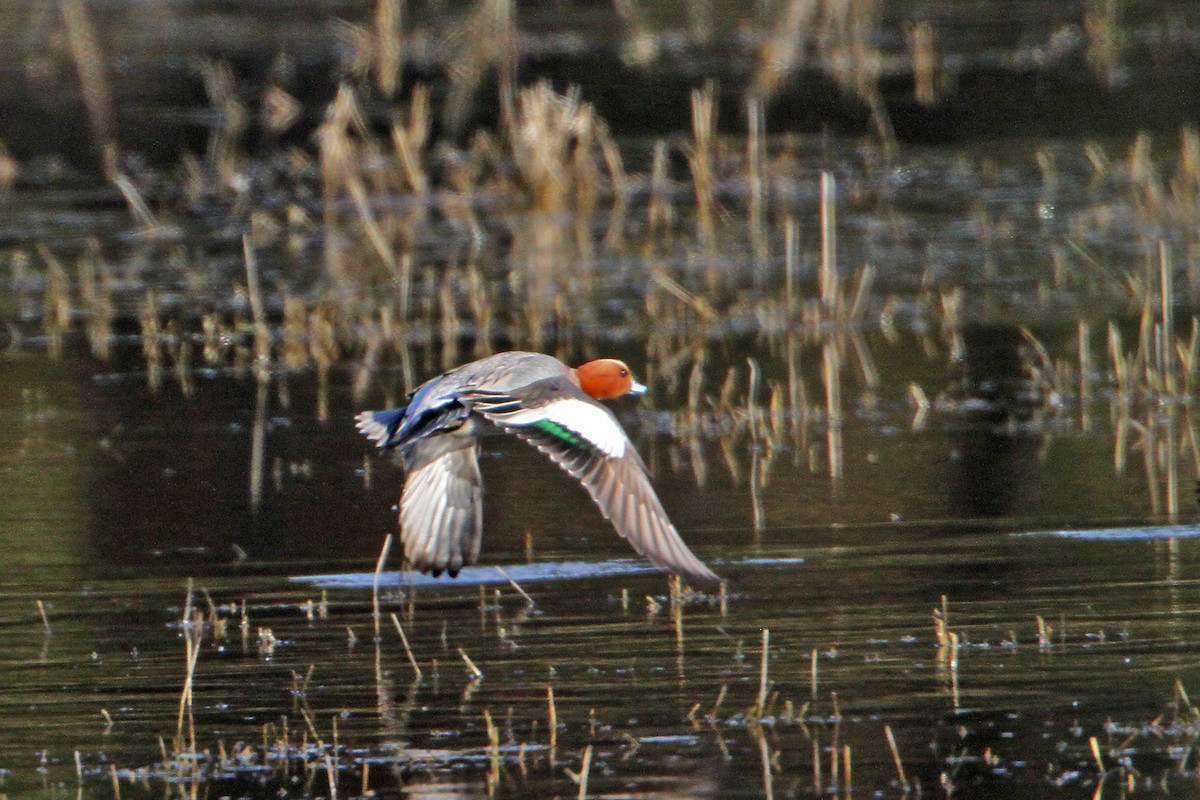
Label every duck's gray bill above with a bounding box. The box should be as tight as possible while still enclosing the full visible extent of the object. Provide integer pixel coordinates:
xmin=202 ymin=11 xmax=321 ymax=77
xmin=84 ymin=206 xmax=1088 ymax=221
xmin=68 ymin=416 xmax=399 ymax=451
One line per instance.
xmin=629 ymin=381 xmax=649 ymax=395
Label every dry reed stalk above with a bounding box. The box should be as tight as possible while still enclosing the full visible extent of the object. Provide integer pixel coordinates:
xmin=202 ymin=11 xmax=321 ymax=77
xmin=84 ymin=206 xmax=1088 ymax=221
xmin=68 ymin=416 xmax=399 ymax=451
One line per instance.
xmin=1179 ymin=318 xmax=1200 ymax=398
xmin=1159 ymin=241 xmax=1175 ymax=396
xmin=391 ymin=88 xmax=431 ymax=194
xmin=444 ymin=0 xmax=517 ymax=133
xmin=573 ymin=110 xmax=601 ymax=222
xmin=494 ymin=566 xmax=534 ymax=606
xmin=439 ymin=154 xmax=483 ymax=240
xmin=140 ymin=290 xmax=163 ymax=393
xmin=825 ymin=0 xmax=893 ymax=148
xmin=819 ymin=172 xmax=838 ymax=312
xmin=1165 ymin=410 xmax=1180 ymax=520
xmin=596 ymin=120 xmax=628 ymax=200
xmin=746 ymin=96 xmax=766 ymax=259
xmin=511 ymin=82 xmax=586 ymax=212
xmin=648 ymin=140 xmax=673 ymax=231
xmin=37 ymin=244 xmax=70 ymax=361
xmin=0 ymin=142 xmax=17 ymax=190
xmin=687 ymin=83 xmax=718 ymax=248
xmin=548 ymin=685 xmax=558 ymax=765
xmin=752 ymin=725 xmax=774 ymax=800
xmin=299 ymin=707 xmax=339 ymax=800
xmin=176 ymin=609 xmax=202 ymax=755
xmin=1128 ymin=132 xmax=1162 ymax=213
xmin=755 ymin=628 xmax=770 ymax=717
xmin=346 ymin=169 xmax=400 ymax=275
xmin=374 ymin=0 xmax=404 ymax=98
xmin=372 ymin=534 xmax=394 ymax=640
xmin=261 ymin=85 xmax=300 ymax=134
xmin=242 ymin=237 xmax=271 ymax=381
xmin=75 ymin=240 xmax=112 ymax=359
xmin=59 ymin=0 xmax=114 ymax=154
xmin=746 ymin=357 xmax=763 ymax=440
xmin=389 ymin=612 xmax=422 ymax=679
xmin=1078 ymin=321 xmax=1093 ymax=431
xmin=249 ymin=380 xmax=268 ymax=511
xmin=822 ymin=338 xmax=843 ymax=479
xmin=884 ymin=724 xmax=909 ymax=790
xmin=650 ymin=269 xmax=717 ymax=322
xmin=458 ymin=647 xmax=484 ymax=679
xmin=484 ymin=707 xmax=499 ymax=755
xmin=1089 ymin=735 xmax=1105 ymax=772
xmin=317 ymin=85 xmax=368 ymax=283
xmin=1108 ymin=322 xmax=1132 ymax=398
xmin=811 ymin=733 xmax=822 ymax=794
xmin=576 ymin=744 xmax=594 ymax=799
xmin=1084 ymin=0 xmax=1121 ymax=86
xmin=752 ymin=0 xmax=821 ymax=100
xmin=35 ymin=599 xmax=51 ymax=636
xmin=909 ymin=20 xmax=937 ymax=105
xmin=439 ymin=276 xmax=459 ymax=369
xmin=749 ymin=449 xmax=766 ymax=531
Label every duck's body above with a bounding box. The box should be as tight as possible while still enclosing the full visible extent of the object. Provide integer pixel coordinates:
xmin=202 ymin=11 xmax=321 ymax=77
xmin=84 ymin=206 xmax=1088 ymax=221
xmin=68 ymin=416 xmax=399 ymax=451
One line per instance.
xmin=356 ymin=352 xmax=719 ymax=587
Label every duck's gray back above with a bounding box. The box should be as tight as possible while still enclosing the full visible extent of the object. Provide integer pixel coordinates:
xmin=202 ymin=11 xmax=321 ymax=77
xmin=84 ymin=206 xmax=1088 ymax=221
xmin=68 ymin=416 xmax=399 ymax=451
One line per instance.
xmin=414 ymin=352 xmax=571 ymax=411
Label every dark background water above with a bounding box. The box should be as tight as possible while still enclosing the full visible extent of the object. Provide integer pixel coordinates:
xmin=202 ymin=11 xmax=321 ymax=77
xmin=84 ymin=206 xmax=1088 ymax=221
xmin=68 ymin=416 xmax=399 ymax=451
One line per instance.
xmin=4 ymin=1 xmax=1200 ymax=798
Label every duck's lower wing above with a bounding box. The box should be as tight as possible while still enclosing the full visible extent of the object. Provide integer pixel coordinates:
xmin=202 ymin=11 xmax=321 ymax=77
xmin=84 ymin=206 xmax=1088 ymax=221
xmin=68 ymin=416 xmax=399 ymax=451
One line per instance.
xmin=477 ymin=395 xmax=720 ymax=588
xmin=399 ymin=437 xmax=483 ymax=577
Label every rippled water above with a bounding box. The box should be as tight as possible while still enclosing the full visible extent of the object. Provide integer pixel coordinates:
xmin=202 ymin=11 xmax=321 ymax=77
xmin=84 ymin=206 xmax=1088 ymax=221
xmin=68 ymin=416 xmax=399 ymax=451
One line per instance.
xmin=4 ymin=3 xmax=1200 ymax=798
xmin=5 ymin=337 xmax=1200 ymax=798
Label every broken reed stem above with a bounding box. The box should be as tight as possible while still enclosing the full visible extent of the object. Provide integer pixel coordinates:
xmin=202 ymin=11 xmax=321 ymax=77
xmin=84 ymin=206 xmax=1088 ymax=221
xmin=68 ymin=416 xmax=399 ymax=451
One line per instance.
xmin=300 ymin=706 xmax=339 ymax=800
xmin=458 ymin=647 xmax=484 ymax=679
xmin=494 ymin=565 xmax=535 ymax=606
xmin=577 ymin=744 xmax=594 ymax=800
xmin=372 ymin=533 xmax=394 ymax=640
xmin=756 ymin=628 xmax=770 ymax=717
xmin=884 ymin=724 xmax=910 ymax=790
xmin=36 ymin=599 xmax=51 ymax=636
xmin=1089 ymin=735 xmax=1105 ymax=772
xmin=389 ymin=612 xmax=422 ymax=679
xmin=176 ymin=605 xmax=202 ymax=754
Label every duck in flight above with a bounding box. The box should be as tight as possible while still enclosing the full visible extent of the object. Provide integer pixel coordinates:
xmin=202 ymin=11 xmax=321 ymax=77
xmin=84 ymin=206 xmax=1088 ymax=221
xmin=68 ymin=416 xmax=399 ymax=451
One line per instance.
xmin=355 ymin=351 xmax=719 ymax=587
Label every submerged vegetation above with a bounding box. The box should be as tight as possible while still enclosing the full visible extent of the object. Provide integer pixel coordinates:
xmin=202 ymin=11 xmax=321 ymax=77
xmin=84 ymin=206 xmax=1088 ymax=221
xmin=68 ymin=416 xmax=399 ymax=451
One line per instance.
xmin=5 ymin=0 xmax=1200 ymax=797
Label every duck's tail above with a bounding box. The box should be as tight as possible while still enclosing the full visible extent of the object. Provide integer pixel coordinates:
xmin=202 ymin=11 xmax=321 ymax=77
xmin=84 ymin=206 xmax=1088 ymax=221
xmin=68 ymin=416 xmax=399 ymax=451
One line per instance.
xmin=355 ymin=408 xmax=408 ymax=449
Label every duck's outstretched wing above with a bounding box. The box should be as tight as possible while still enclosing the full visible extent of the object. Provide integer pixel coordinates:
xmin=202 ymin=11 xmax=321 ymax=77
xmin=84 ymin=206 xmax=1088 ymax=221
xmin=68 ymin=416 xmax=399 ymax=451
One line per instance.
xmin=396 ymin=436 xmax=483 ymax=577
xmin=472 ymin=383 xmax=720 ymax=588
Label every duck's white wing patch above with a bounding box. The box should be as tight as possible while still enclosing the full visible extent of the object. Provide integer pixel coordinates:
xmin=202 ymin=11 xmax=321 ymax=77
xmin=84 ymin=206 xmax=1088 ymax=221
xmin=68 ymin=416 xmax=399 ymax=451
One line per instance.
xmin=489 ymin=398 xmax=627 ymax=458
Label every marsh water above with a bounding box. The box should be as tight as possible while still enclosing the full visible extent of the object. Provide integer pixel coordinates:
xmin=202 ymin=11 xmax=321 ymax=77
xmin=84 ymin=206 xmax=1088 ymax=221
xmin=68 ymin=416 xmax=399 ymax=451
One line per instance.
xmin=7 ymin=2 xmax=1200 ymax=799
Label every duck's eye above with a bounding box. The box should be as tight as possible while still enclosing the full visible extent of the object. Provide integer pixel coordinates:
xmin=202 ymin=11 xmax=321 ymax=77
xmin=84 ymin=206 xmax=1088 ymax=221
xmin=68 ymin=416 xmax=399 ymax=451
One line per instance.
xmin=619 ymin=369 xmax=628 ymax=376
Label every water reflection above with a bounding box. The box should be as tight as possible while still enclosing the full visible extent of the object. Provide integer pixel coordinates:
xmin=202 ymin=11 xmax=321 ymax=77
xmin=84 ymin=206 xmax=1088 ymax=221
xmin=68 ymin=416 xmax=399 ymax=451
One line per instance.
xmin=7 ymin=9 xmax=1200 ymax=796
